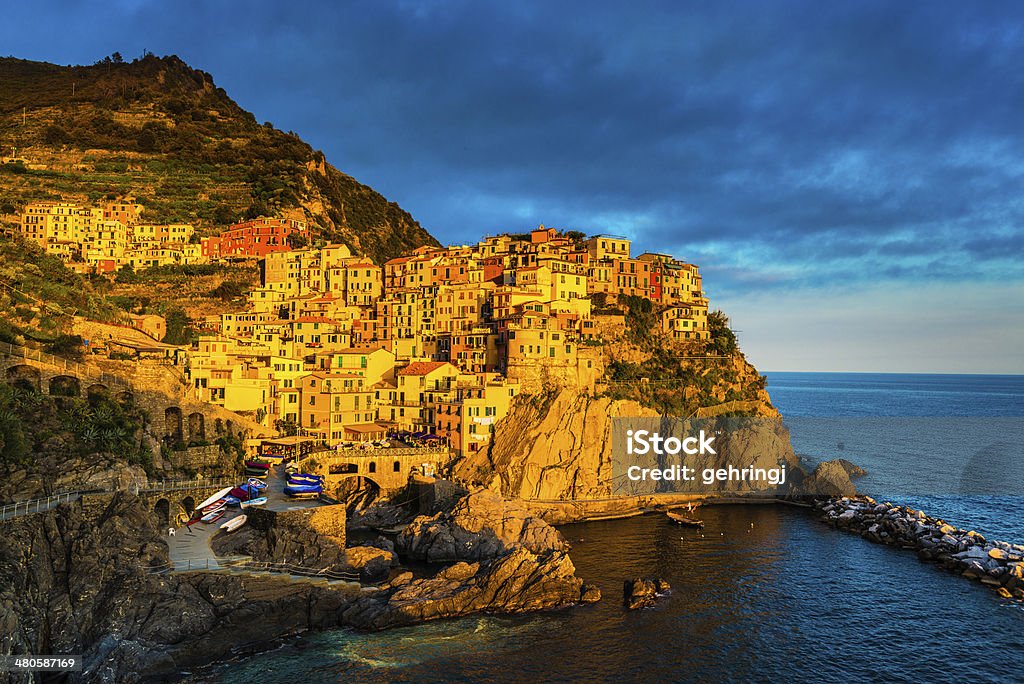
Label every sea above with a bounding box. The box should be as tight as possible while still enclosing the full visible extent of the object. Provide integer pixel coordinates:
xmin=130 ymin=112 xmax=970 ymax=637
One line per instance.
xmin=206 ymin=373 xmax=1024 ymax=683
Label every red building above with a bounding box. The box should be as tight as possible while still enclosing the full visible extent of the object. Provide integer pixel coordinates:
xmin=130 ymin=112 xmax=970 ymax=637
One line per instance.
xmin=202 ymin=218 xmax=307 ymax=259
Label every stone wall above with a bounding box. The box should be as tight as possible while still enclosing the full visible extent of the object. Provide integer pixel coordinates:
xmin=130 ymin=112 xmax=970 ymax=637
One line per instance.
xmin=248 ymin=504 xmax=347 ymax=545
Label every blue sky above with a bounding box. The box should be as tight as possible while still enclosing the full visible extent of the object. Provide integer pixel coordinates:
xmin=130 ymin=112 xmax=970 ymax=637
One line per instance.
xmin=3 ymin=1 xmax=1023 ymax=373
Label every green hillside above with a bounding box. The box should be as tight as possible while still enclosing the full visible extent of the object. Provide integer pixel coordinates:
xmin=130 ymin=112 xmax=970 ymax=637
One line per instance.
xmin=0 ymin=54 xmax=438 ymax=262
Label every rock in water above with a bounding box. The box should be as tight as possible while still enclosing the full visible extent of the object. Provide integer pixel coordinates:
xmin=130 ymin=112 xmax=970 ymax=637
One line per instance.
xmin=343 ymin=548 xmax=590 ymax=629
xmin=397 ymin=489 xmax=568 ymax=562
xmin=623 ymin=578 xmax=670 ymax=610
xmin=793 ymin=460 xmax=857 ymax=497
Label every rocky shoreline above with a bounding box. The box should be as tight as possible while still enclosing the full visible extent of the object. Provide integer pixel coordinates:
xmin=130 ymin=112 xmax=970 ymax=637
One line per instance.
xmin=816 ymin=496 xmax=1024 ymax=600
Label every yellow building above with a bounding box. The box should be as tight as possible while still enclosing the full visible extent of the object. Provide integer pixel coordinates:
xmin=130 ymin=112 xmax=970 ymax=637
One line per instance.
xmin=584 ymin=234 xmax=631 ymax=261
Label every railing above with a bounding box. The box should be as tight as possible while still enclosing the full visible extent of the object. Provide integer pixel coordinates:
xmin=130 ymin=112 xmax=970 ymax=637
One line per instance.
xmin=148 ymin=557 xmax=361 ymax=581
xmin=140 ymin=477 xmax=236 ymax=494
xmin=0 ymin=477 xmax=237 ymax=523
xmin=0 ymin=341 xmax=134 ymax=390
xmin=0 ymin=491 xmax=82 ymax=521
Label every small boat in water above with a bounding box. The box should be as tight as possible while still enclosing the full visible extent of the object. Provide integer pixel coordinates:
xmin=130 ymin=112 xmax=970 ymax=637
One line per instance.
xmin=220 ymin=514 xmax=248 ymax=532
xmin=666 ymin=511 xmax=704 ymax=528
xmin=201 ymin=509 xmax=225 ymax=524
xmin=240 ymin=496 xmax=268 ymax=508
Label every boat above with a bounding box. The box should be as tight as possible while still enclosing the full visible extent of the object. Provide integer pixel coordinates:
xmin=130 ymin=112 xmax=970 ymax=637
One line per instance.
xmin=287 ymin=473 xmax=322 ymax=485
xmin=195 ymin=487 xmax=234 ymax=512
xmin=247 ymin=478 xmax=268 ymax=490
xmin=240 ymin=496 xmax=268 ymax=508
xmin=284 ymin=483 xmax=323 ymax=497
xmin=666 ymin=511 xmax=704 ymax=528
xmin=201 ymin=499 xmax=227 ymax=515
xmin=224 ymin=496 xmax=241 ymax=507
xmin=201 ymin=509 xmax=225 ymax=524
xmin=220 ymin=514 xmax=248 ymax=532
xmin=245 ymin=460 xmax=272 ymax=470
xmin=244 ymin=468 xmax=269 ymax=478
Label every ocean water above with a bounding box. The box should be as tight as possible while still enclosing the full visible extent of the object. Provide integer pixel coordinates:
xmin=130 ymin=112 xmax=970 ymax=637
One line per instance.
xmin=205 ymin=373 xmax=1024 ymax=683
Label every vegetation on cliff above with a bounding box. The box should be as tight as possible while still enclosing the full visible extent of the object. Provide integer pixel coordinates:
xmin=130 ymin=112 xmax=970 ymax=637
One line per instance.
xmin=0 ymin=54 xmax=438 ymax=262
xmin=0 ymin=382 xmax=150 ymax=470
xmin=0 ymin=235 xmax=120 ymax=344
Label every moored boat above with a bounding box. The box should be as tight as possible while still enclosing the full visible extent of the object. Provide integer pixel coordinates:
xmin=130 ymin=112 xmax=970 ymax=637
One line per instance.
xmin=244 ymin=460 xmax=272 ymax=470
xmin=666 ymin=511 xmax=704 ymax=528
xmin=240 ymin=496 xmax=268 ymax=508
xmin=247 ymin=478 xmax=268 ymax=490
xmin=287 ymin=473 xmax=323 ymax=485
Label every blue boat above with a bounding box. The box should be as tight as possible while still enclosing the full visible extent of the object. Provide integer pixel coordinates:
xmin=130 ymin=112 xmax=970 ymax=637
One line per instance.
xmin=288 ymin=473 xmax=323 ymax=485
xmin=247 ymin=478 xmax=268 ymax=490
xmin=284 ymin=483 xmax=323 ymax=497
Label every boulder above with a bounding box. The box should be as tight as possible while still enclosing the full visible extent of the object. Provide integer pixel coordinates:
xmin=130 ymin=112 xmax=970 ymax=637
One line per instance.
xmin=343 ymin=546 xmax=398 ymax=582
xmin=794 ymin=460 xmax=857 ymax=497
xmin=623 ymin=578 xmax=670 ymax=610
xmin=344 ymin=549 xmax=589 ymax=629
xmin=397 ymin=489 xmax=568 ymax=562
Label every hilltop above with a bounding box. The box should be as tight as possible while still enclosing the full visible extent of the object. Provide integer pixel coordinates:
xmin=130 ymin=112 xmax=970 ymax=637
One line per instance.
xmin=0 ymin=54 xmax=438 ymax=262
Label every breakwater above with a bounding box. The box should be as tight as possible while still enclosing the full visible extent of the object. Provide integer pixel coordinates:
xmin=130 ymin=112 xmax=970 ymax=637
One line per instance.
xmin=816 ymin=496 xmax=1024 ymax=599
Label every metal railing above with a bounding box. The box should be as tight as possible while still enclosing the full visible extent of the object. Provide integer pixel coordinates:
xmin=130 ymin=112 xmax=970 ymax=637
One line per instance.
xmin=140 ymin=477 xmax=236 ymax=494
xmin=149 ymin=556 xmax=361 ymax=581
xmin=0 ymin=491 xmax=82 ymax=521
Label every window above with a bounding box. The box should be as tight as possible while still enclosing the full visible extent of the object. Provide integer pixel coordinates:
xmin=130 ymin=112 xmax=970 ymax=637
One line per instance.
xmin=369 ymin=462 xmax=376 ymax=473
xmin=393 ymin=460 xmax=401 ymax=472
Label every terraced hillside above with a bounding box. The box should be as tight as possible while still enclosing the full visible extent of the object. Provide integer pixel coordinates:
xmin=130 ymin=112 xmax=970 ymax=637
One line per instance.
xmin=0 ymin=54 xmax=438 ymax=262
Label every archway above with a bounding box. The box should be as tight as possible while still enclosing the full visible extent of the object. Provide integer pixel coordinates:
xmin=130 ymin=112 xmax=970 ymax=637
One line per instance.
xmin=181 ymin=496 xmax=196 ymax=517
xmin=49 ymin=375 xmax=81 ymax=397
xmin=154 ymin=498 xmax=171 ymax=527
xmin=5 ymin=365 xmax=41 ymax=391
xmin=86 ymin=383 xmax=110 ymax=398
xmin=117 ymin=390 xmax=134 ymax=404
xmin=164 ymin=407 xmax=183 ymax=442
xmin=188 ymin=412 xmax=206 ymax=442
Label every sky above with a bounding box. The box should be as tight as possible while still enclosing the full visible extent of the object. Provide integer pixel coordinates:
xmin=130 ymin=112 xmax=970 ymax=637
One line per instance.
xmin=2 ymin=1 xmax=1023 ymax=373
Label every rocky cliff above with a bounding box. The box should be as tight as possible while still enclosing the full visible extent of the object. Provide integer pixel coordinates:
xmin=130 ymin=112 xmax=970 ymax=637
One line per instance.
xmin=454 ymin=388 xmax=803 ymax=502
xmin=0 ymin=491 xmax=596 ymax=682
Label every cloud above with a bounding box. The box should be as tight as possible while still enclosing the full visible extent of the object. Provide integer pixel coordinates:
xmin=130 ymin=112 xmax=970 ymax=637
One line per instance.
xmin=2 ymin=0 xmax=1023 ymax=370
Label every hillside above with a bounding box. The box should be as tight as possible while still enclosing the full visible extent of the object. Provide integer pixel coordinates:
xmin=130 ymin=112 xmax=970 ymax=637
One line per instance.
xmin=0 ymin=54 xmax=438 ymax=262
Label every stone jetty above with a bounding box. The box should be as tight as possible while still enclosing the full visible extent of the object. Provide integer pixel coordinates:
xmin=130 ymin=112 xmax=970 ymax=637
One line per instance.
xmin=817 ymin=496 xmax=1024 ymax=600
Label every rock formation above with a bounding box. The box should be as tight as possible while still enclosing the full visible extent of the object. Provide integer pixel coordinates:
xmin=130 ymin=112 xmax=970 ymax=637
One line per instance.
xmin=396 ymin=488 xmax=569 ymax=562
xmin=623 ymin=578 xmax=671 ymax=610
xmin=455 ymin=389 xmax=803 ymax=502
xmin=342 ymin=548 xmax=599 ymax=630
xmin=819 ymin=496 xmax=1024 ymax=599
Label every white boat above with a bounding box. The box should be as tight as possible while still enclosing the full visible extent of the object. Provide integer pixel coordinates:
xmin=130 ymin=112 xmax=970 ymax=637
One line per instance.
xmin=240 ymin=496 xmax=268 ymax=508
xmin=219 ymin=514 xmax=248 ymax=532
xmin=195 ymin=487 xmax=234 ymax=512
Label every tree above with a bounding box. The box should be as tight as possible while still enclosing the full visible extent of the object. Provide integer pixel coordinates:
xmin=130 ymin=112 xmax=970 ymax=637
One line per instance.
xmin=162 ymin=306 xmax=194 ymax=345
xmin=111 ymin=51 xmax=124 ymax=64
xmin=707 ymin=310 xmax=738 ymax=355
xmin=42 ymin=124 xmax=72 ymax=146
